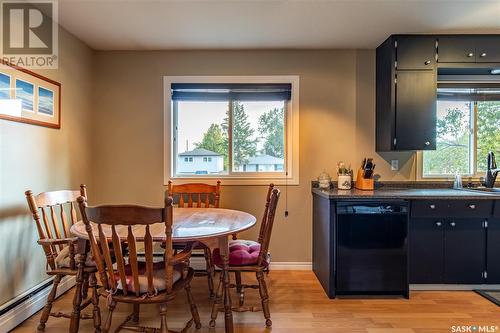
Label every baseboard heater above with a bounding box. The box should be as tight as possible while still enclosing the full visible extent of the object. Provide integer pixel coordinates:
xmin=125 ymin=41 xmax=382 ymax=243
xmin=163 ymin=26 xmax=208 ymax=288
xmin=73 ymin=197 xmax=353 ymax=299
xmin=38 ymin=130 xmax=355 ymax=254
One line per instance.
xmin=0 ymin=276 xmax=75 ymax=333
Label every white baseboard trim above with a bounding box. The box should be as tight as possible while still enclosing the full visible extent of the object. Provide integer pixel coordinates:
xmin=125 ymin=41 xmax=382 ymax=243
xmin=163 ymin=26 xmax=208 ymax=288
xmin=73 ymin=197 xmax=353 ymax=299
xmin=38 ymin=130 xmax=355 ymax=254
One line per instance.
xmin=0 ymin=276 xmax=75 ymax=333
xmin=411 ymin=284 xmax=500 ymax=291
xmin=189 ymin=257 xmax=312 ymax=271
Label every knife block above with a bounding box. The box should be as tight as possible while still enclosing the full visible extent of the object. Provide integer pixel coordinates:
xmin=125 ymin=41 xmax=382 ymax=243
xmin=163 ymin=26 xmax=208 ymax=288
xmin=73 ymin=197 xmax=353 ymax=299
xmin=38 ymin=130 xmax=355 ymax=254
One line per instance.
xmin=355 ymin=168 xmax=374 ymax=191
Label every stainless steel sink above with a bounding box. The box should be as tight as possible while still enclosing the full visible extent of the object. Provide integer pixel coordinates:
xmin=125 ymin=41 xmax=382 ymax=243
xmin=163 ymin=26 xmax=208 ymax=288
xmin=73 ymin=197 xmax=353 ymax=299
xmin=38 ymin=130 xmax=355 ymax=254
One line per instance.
xmin=460 ymin=187 xmax=500 ymax=193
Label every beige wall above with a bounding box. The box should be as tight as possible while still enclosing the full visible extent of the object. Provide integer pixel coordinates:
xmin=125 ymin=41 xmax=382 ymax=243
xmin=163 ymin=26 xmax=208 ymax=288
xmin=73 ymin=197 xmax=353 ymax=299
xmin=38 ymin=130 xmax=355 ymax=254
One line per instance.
xmin=0 ymin=28 xmax=94 ymax=305
xmin=91 ymin=49 xmax=416 ymax=264
xmin=0 ymin=46 xmax=421 ymax=306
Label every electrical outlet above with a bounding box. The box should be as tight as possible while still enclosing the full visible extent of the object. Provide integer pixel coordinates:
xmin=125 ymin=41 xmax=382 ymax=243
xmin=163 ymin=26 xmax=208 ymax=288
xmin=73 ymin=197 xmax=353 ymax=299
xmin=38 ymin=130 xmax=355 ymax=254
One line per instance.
xmin=391 ymin=160 xmax=399 ymax=171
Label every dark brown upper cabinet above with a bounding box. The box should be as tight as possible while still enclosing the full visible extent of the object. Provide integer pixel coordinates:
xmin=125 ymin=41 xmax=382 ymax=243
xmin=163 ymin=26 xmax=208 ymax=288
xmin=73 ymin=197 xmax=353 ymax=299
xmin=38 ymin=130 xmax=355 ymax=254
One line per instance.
xmin=438 ymin=36 xmax=500 ymax=63
xmin=395 ymin=71 xmax=436 ymax=150
xmin=438 ymin=37 xmax=476 ymax=63
xmin=376 ymin=36 xmax=437 ymax=151
xmin=397 ymin=37 xmax=436 ymax=70
xmin=476 ymin=36 xmax=500 ymax=63
xmin=376 ymin=34 xmax=500 ymax=152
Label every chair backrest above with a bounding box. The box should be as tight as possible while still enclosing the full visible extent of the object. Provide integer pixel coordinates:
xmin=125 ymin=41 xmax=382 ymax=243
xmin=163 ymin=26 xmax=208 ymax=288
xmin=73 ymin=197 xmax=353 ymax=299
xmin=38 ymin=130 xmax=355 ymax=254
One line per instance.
xmin=257 ymin=186 xmax=280 ymax=267
xmin=25 ymin=185 xmax=88 ymax=270
xmin=77 ymin=196 xmax=175 ymax=297
xmin=168 ymin=180 xmax=220 ymax=208
xmin=257 ymin=184 xmax=274 ymax=244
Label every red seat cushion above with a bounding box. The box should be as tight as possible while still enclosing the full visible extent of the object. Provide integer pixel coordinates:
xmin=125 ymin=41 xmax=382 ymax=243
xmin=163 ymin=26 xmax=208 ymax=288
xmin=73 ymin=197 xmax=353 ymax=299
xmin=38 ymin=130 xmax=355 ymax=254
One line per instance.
xmin=213 ymin=240 xmax=268 ymax=267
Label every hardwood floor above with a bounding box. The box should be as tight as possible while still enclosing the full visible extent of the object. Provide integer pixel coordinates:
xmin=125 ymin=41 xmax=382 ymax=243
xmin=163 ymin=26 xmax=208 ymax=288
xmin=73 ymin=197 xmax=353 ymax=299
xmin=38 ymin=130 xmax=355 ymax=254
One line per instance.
xmin=12 ymin=271 xmax=500 ymax=333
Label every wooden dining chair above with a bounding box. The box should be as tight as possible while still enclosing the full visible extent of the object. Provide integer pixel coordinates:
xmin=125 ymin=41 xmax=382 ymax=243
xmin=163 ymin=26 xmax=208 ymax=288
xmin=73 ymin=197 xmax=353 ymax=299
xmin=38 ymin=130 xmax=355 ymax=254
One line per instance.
xmin=77 ymin=195 xmax=201 ymax=333
xmin=210 ymin=184 xmax=280 ymax=328
xmin=25 ymin=185 xmax=101 ymax=333
xmin=167 ymin=180 xmax=221 ymax=298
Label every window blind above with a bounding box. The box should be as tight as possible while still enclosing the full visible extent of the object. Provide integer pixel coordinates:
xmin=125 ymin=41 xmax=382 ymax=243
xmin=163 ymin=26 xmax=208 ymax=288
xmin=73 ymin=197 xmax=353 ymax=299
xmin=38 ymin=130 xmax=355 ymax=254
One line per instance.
xmin=171 ymin=83 xmax=292 ymax=101
xmin=437 ymin=84 xmax=500 ymax=102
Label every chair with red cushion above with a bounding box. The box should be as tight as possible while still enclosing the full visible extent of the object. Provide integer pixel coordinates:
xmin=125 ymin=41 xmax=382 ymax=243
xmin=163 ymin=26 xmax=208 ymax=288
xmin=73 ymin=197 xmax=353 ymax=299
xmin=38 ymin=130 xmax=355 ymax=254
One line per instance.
xmin=77 ymin=195 xmax=201 ymax=333
xmin=210 ymin=184 xmax=280 ymax=328
xmin=167 ymin=180 xmax=220 ymax=298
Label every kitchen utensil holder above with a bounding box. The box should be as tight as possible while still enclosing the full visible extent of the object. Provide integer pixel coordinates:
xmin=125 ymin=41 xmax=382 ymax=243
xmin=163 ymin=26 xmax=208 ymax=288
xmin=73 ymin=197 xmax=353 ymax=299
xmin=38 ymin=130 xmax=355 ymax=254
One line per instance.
xmin=355 ymin=168 xmax=374 ymax=191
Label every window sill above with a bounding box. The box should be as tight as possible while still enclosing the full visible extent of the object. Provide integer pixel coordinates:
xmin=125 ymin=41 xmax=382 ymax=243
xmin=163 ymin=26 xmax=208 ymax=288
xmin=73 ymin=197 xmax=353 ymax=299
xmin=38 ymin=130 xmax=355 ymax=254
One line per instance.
xmin=167 ymin=176 xmax=299 ymax=186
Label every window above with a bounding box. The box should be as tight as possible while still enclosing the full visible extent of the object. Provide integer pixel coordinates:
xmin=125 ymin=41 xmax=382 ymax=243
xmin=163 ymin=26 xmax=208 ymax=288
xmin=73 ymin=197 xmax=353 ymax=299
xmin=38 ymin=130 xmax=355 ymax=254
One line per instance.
xmin=422 ymin=87 xmax=500 ymax=177
xmin=164 ymin=76 xmax=299 ymax=185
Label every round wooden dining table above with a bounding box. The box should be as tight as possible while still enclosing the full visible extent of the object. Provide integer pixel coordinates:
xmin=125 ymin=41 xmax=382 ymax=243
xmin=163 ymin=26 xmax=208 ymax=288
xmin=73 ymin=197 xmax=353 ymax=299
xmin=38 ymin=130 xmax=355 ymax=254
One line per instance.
xmin=70 ymin=208 xmax=257 ymax=333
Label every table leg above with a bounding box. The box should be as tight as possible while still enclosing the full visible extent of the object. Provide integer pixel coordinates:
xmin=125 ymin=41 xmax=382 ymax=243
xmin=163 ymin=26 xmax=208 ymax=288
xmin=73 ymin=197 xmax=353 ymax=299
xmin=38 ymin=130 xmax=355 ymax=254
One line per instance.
xmin=218 ymin=236 xmax=233 ymax=333
xmin=69 ymin=239 xmax=87 ymax=333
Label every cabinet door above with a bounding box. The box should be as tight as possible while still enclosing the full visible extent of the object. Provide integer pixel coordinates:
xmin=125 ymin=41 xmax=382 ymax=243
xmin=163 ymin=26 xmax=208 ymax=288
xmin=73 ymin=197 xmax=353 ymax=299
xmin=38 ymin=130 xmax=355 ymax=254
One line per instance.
xmin=395 ymin=71 xmax=436 ymax=150
xmin=444 ymin=219 xmax=485 ymax=284
xmin=410 ymin=218 xmax=444 ymax=283
xmin=438 ymin=37 xmax=476 ymax=63
xmin=487 ymin=218 xmax=500 ymax=283
xmin=475 ymin=36 xmax=500 ymax=63
xmin=397 ymin=37 xmax=436 ymax=70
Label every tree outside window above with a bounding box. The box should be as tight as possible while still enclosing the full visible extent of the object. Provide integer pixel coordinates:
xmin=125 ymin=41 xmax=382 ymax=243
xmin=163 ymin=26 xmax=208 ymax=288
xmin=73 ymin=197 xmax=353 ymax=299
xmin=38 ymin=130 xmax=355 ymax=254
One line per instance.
xmin=423 ymin=96 xmax=500 ymax=177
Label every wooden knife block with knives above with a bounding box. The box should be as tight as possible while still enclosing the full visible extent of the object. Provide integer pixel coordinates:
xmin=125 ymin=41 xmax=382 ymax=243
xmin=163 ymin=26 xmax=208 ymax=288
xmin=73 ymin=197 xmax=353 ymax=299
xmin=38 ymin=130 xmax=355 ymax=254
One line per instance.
xmin=355 ymin=158 xmax=375 ymax=191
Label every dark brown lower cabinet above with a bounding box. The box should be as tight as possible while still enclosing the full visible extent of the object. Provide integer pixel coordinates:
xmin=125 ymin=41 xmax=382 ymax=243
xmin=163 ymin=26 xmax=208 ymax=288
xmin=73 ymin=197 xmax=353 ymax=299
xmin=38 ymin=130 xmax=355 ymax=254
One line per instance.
xmin=487 ymin=218 xmax=500 ymax=283
xmin=444 ymin=219 xmax=485 ymax=284
xmin=410 ymin=217 xmax=486 ymax=284
xmin=409 ymin=218 xmax=444 ymax=283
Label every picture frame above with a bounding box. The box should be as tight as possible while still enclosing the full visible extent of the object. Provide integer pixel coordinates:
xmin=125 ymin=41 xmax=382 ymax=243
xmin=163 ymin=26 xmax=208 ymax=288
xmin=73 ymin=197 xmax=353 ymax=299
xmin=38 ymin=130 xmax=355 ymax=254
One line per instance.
xmin=0 ymin=60 xmax=61 ymax=129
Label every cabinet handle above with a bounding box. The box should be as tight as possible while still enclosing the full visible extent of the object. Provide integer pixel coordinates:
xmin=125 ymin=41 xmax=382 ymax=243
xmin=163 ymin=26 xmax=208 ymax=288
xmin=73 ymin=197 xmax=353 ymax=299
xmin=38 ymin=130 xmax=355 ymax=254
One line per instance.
xmin=424 ymin=60 xmax=431 ymax=65
xmin=480 ymin=52 xmax=487 ymax=58
xmin=450 ymin=222 xmax=456 ymax=227
xmin=425 ymin=141 xmax=431 ymax=146
xmin=467 ymin=52 xmax=474 ymax=58
xmin=429 ymin=204 xmax=436 ymax=209
xmin=435 ymin=221 xmax=442 ymax=227
xmin=469 ymin=204 xmax=476 ymax=209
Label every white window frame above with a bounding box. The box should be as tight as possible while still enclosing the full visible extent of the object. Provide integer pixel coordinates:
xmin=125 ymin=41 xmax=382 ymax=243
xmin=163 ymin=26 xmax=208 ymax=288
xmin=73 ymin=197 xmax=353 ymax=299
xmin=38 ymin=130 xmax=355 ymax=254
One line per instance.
xmin=163 ymin=75 xmax=300 ymax=186
xmin=418 ymin=100 xmax=491 ymax=180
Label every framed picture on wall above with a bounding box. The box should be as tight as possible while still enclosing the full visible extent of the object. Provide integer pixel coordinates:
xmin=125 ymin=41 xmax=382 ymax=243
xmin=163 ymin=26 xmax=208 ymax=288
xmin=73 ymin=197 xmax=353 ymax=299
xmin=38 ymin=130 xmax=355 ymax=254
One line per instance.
xmin=0 ymin=61 xmax=61 ymax=129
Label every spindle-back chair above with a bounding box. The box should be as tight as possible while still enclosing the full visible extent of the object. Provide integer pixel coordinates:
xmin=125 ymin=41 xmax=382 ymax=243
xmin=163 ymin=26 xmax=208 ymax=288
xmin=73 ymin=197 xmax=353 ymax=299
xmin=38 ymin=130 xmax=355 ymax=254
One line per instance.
xmin=167 ymin=180 xmax=221 ymax=298
xmin=25 ymin=185 xmax=100 ymax=333
xmin=210 ymin=185 xmax=280 ymax=328
xmin=77 ymin=196 xmax=201 ymax=333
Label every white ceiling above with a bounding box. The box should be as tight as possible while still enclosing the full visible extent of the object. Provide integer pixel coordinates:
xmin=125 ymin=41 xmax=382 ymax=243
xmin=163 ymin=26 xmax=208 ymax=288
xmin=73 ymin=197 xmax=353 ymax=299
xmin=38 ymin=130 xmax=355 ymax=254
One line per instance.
xmin=58 ymin=0 xmax=500 ymax=50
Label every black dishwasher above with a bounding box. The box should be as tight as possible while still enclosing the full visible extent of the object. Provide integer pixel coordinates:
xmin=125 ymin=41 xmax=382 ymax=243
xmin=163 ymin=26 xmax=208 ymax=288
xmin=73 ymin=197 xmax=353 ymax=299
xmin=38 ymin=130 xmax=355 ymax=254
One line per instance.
xmin=336 ymin=201 xmax=409 ymax=298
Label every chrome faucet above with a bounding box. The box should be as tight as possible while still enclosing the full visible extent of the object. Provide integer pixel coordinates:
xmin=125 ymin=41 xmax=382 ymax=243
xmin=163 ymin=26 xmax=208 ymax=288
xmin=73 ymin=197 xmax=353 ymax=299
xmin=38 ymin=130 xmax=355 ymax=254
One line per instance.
xmin=484 ymin=151 xmax=500 ymax=188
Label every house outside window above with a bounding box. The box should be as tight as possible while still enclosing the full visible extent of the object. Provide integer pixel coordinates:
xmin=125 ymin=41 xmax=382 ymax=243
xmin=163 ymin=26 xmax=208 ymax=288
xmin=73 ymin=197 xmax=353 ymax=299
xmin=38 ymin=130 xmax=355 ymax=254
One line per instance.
xmin=421 ymin=87 xmax=500 ymax=178
xmin=164 ymin=76 xmax=299 ymax=185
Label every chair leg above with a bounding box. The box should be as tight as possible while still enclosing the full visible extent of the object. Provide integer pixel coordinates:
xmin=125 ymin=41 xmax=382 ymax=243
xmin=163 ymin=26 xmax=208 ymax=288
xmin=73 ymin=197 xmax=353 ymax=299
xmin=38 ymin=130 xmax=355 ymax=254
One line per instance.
xmin=256 ymin=271 xmax=272 ymax=327
xmin=89 ymin=273 xmax=101 ymax=333
xmin=82 ymin=272 xmax=90 ymax=299
xmin=185 ymin=285 xmax=201 ymax=329
xmin=209 ymin=272 xmax=223 ymax=328
xmin=203 ymin=247 xmax=215 ymax=298
xmin=37 ymin=274 xmax=62 ymax=332
xmin=131 ymin=304 xmax=140 ymax=324
xmin=159 ymin=303 xmax=168 ymax=333
xmin=102 ymin=300 xmax=116 ymax=333
xmin=234 ymin=271 xmax=244 ymax=307
xmin=70 ymin=254 xmax=86 ymax=333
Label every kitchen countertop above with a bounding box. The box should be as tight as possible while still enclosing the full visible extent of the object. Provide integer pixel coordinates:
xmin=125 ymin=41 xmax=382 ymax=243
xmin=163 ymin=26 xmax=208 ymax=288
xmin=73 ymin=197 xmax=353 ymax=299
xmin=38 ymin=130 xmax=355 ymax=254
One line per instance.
xmin=312 ymin=187 xmax=500 ymax=200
